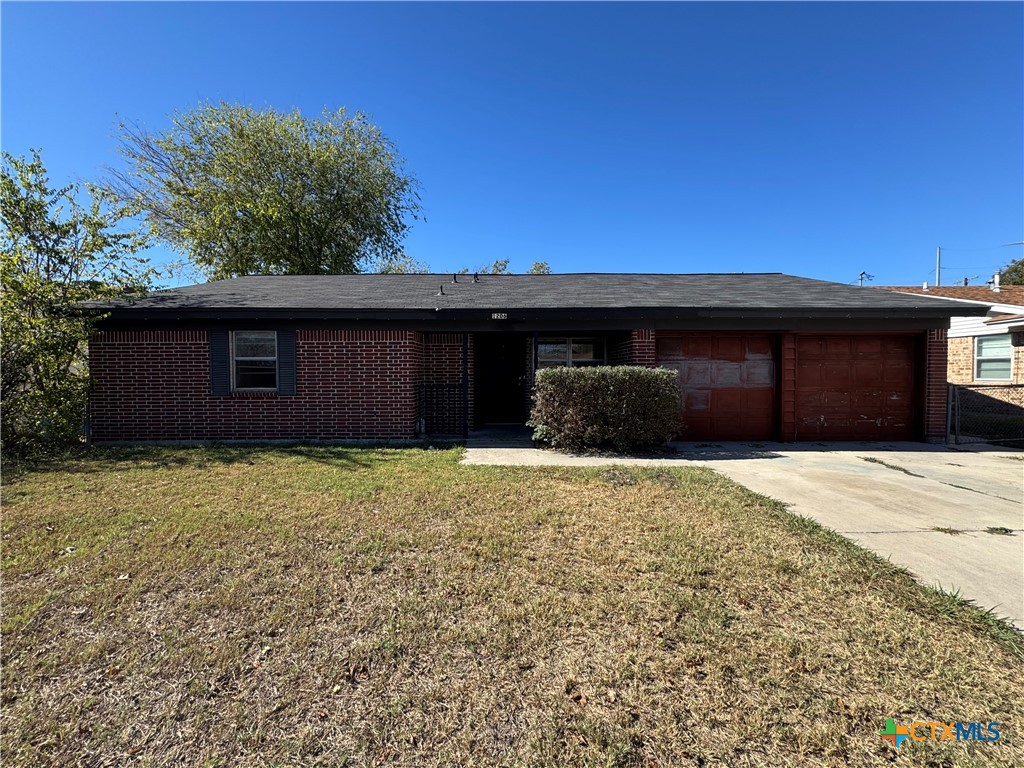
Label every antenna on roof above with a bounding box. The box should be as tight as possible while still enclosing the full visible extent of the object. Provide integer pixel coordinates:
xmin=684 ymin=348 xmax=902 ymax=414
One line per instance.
xmin=436 ymin=285 xmax=446 ymax=296
xmin=858 ymin=271 xmax=874 ymax=287
xmin=960 ymin=275 xmax=979 ymax=286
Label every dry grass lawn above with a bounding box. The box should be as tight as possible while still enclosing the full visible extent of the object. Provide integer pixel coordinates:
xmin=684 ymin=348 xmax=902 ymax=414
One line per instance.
xmin=2 ymin=445 xmax=1022 ymax=767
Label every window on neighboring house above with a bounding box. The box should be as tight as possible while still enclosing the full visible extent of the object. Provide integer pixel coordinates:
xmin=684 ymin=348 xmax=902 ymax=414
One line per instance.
xmin=232 ymin=330 xmax=278 ymax=390
xmin=975 ymin=335 xmax=1012 ymax=381
xmin=536 ymin=337 xmax=605 ymax=368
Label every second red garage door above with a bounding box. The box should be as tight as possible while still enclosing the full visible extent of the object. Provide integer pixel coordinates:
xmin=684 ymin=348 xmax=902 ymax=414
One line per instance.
xmin=794 ymin=334 xmax=918 ymax=440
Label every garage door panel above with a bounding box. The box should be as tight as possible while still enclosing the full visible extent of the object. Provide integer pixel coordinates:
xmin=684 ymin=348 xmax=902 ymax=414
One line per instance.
xmin=684 ymin=337 xmax=712 ymax=358
xmin=825 ymin=337 xmax=851 ymax=356
xmin=712 ymin=362 xmax=743 ymax=386
xmin=685 ymin=362 xmax=711 ymax=386
xmin=746 ymin=361 xmax=774 ymax=385
xmin=659 ymin=333 xmax=776 ymax=441
xmin=656 ymin=336 xmax=682 ymax=358
xmin=797 ymin=362 xmax=822 ymax=386
xmin=821 ymin=363 xmax=852 ymax=386
xmin=714 ymin=337 xmax=744 ymax=362
xmin=747 ymin=388 xmax=775 ymax=411
xmin=853 ymin=361 xmax=882 ymax=386
xmin=853 ymin=337 xmax=883 ymax=355
xmin=853 ymin=390 xmax=884 ymax=410
xmin=797 ymin=337 xmax=824 ymax=356
xmin=795 ymin=334 xmax=917 ymax=441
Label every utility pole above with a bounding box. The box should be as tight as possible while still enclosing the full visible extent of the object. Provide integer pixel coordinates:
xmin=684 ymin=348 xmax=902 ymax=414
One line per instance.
xmin=935 ymin=246 xmax=942 ymax=286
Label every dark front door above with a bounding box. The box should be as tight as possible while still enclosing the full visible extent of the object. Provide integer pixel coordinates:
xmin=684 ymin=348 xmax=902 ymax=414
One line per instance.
xmin=476 ymin=334 xmax=528 ymax=425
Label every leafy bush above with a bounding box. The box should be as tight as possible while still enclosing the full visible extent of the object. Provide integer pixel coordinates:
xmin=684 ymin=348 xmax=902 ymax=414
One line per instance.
xmin=528 ymin=366 xmax=682 ymax=453
xmin=1 ymin=150 xmax=153 ymax=462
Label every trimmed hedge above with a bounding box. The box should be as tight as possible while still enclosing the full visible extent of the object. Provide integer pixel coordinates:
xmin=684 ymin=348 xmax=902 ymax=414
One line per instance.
xmin=528 ymin=365 xmax=682 ymax=453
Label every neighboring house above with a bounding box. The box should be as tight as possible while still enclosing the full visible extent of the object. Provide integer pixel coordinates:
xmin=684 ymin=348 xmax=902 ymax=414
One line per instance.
xmin=880 ymin=283 xmax=1024 ymax=385
xmin=82 ymin=273 xmax=982 ymax=444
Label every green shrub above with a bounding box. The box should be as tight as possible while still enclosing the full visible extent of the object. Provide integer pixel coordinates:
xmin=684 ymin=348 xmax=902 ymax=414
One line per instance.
xmin=528 ymin=366 xmax=682 ymax=453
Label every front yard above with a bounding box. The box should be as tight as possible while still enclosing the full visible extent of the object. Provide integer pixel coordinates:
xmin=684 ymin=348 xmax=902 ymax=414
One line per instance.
xmin=2 ymin=446 xmax=1022 ymax=767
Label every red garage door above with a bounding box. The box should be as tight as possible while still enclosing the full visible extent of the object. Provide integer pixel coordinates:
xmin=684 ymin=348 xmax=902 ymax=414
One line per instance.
xmin=656 ymin=333 xmax=775 ymax=440
xmin=794 ymin=335 xmax=917 ymax=440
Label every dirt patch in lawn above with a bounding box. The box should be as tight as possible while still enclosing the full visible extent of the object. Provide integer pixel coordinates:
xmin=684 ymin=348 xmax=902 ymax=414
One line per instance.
xmin=2 ymin=445 xmax=1022 ymax=767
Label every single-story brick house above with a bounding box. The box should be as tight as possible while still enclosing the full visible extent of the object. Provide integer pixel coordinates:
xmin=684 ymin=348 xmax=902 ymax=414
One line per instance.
xmin=881 ymin=283 xmax=1024 ymax=385
xmin=83 ymin=273 xmax=985 ymax=443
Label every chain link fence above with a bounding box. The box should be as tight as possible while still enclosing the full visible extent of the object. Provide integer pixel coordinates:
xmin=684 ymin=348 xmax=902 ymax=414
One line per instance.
xmin=949 ymin=384 xmax=1024 ymax=445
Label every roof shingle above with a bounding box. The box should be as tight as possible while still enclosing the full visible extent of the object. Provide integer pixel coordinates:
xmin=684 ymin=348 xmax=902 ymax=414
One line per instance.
xmin=88 ymin=273 xmax=983 ymax=314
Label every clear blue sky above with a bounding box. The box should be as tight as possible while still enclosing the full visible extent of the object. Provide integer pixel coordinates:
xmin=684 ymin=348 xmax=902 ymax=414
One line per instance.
xmin=3 ymin=1 xmax=1022 ymax=287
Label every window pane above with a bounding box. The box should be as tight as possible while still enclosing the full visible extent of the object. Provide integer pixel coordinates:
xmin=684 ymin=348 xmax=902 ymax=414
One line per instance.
xmin=537 ymin=341 xmax=568 ymax=361
xmin=537 ymin=361 xmax=566 ymax=369
xmin=234 ymin=331 xmax=276 ymax=358
xmin=976 ymin=359 xmax=1011 ymax=380
xmin=571 ymin=340 xmax=602 ymax=361
xmin=235 ymin=359 xmax=277 ymax=389
xmin=978 ymin=335 xmax=1011 ymax=356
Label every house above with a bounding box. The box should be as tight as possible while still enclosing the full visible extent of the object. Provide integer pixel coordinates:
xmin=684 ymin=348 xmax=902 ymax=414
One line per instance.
xmin=880 ymin=282 xmax=1024 ymax=385
xmin=83 ymin=273 xmax=984 ymax=444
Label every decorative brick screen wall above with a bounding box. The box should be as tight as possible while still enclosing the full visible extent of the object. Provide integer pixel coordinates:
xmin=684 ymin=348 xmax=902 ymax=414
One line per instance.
xmin=923 ymin=329 xmax=949 ymax=442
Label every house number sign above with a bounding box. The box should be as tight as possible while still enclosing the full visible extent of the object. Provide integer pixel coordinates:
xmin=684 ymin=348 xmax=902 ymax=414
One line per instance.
xmin=491 ymin=312 xmax=508 ymax=320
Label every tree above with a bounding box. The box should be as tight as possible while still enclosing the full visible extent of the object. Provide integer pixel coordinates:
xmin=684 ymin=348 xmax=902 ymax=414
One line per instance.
xmin=106 ymin=102 xmax=421 ymax=279
xmin=465 ymin=259 xmax=551 ymax=274
xmin=1 ymin=150 xmax=154 ymax=457
xmin=479 ymin=259 xmax=510 ymax=274
xmin=999 ymin=258 xmax=1024 ymax=285
xmin=376 ymin=252 xmax=428 ymax=274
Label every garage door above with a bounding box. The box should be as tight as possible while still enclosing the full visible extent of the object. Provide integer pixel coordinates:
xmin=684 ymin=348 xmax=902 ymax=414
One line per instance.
xmin=656 ymin=333 xmax=775 ymax=440
xmin=794 ymin=335 xmax=917 ymax=440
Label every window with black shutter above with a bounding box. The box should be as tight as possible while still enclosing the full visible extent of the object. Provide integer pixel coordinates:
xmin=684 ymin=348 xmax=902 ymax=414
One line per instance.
xmin=232 ymin=331 xmax=278 ymax=390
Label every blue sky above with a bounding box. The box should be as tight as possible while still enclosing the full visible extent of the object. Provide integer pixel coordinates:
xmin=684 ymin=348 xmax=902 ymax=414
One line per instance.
xmin=3 ymin=1 xmax=1022 ymax=287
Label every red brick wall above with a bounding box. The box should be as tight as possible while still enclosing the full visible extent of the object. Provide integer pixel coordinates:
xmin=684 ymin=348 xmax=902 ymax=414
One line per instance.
xmin=89 ymin=329 xmax=422 ymax=441
xmin=630 ymin=329 xmax=657 ymax=366
xmin=923 ymin=328 xmax=948 ymax=442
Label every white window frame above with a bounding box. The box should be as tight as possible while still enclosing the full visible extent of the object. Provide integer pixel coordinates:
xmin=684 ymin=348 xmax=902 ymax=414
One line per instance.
xmin=974 ymin=335 xmax=1012 ymax=382
xmin=231 ymin=330 xmax=278 ymax=391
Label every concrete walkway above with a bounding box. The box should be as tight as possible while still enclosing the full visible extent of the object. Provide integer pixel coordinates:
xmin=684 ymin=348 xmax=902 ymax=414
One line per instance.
xmin=462 ymin=434 xmax=1024 ymax=627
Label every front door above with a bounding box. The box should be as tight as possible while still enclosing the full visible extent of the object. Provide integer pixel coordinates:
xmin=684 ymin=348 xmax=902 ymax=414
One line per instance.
xmin=476 ymin=334 xmax=527 ymax=425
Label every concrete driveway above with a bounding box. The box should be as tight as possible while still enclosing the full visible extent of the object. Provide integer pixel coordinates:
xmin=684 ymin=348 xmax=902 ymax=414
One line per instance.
xmin=462 ymin=436 xmax=1024 ymax=627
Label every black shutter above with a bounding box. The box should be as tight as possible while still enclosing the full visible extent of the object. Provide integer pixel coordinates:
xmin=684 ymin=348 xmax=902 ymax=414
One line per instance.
xmin=277 ymin=330 xmax=296 ymax=396
xmin=209 ymin=330 xmax=230 ymax=396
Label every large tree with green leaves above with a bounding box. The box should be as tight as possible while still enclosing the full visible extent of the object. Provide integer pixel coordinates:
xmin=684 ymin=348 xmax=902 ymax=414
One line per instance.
xmin=999 ymin=257 xmax=1024 ymax=285
xmin=106 ymin=103 xmax=421 ymax=278
xmin=1 ymin=150 xmax=154 ymax=457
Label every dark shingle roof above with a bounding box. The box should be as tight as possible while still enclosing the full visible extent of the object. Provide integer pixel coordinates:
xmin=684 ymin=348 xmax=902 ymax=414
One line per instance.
xmin=87 ymin=273 xmax=984 ymax=315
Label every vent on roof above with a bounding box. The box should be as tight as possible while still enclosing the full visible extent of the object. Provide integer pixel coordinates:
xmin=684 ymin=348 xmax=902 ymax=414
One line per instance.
xmin=437 ymin=285 xmax=446 ymax=296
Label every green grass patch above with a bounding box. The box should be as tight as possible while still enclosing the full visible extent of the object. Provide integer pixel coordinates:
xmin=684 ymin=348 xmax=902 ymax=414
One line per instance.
xmin=2 ymin=445 xmax=1022 ymax=767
